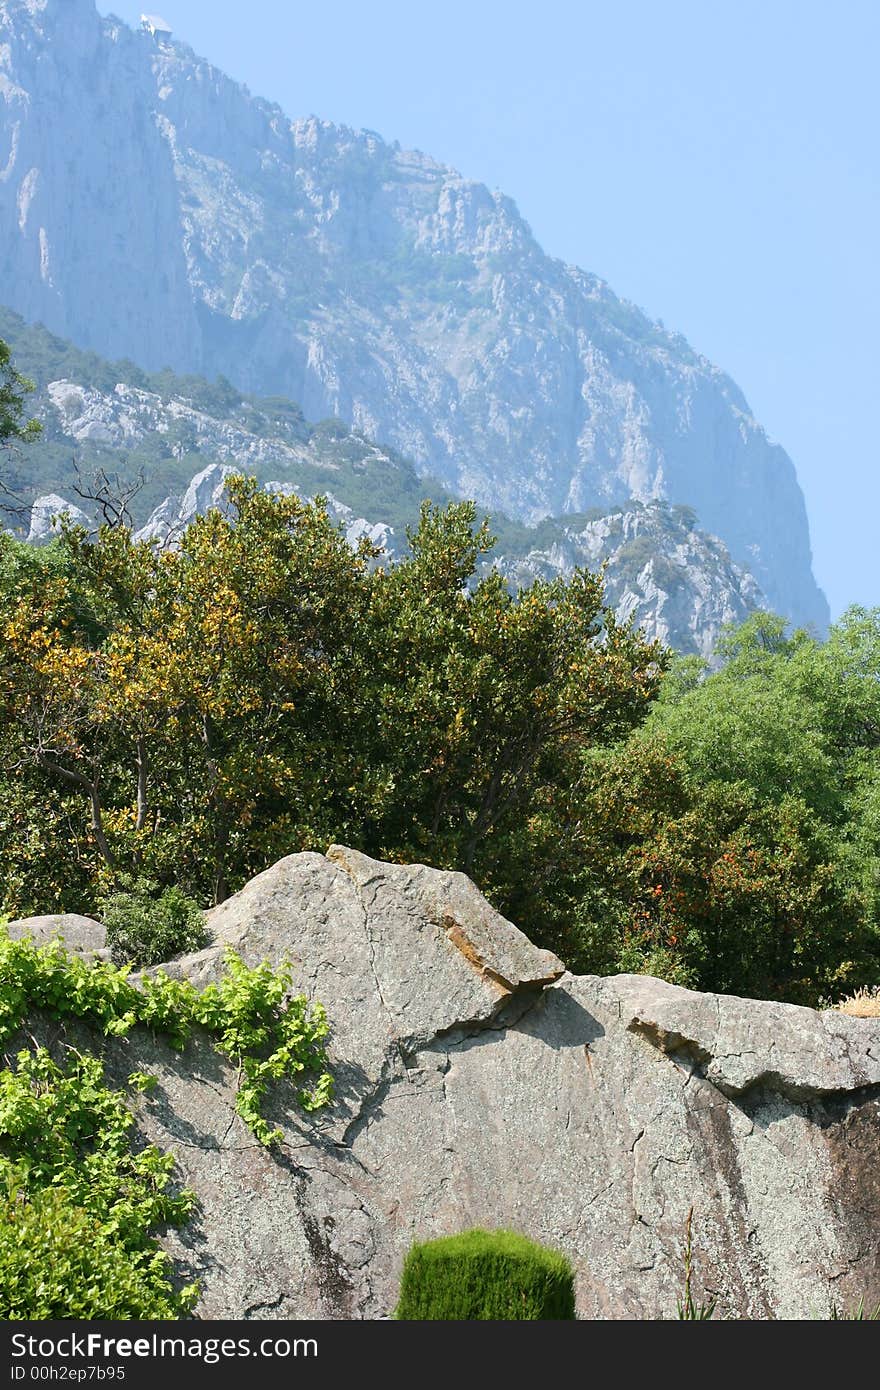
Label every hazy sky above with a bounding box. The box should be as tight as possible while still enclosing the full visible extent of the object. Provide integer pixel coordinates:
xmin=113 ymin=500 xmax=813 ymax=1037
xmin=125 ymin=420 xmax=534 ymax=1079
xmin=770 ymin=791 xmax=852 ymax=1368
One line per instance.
xmin=104 ymin=1 xmax=879 ymax=619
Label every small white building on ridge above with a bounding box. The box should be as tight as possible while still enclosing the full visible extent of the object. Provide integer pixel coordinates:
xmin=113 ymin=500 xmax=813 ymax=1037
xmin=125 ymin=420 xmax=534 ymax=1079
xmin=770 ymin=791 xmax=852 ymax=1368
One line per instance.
xmin=141 ymin=14 xmax=173 ymax=39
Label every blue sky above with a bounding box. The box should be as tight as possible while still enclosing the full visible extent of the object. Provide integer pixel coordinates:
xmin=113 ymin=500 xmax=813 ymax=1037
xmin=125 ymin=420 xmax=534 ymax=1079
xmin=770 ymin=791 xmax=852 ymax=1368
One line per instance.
xmin=104 ymin=1 xmax=879 ymax=619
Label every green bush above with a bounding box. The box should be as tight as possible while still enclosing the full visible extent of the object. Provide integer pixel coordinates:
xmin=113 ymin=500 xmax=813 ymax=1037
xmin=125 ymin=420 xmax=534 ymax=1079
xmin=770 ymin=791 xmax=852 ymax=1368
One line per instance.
xmin=395 ymin=1228 xmax=576 ymax=1320
xmin=0 ymin=1046 xmax=199 ymax=1320
xmin=615 ymin=534 xmax=658 ymax=582
xmin=0 ymin=923 xmax=334 ymax=1317
xmin=101 ymin=877 xmax=209 ymax=966
xmin=0 ymin=1181 xmax=193 ymax=1319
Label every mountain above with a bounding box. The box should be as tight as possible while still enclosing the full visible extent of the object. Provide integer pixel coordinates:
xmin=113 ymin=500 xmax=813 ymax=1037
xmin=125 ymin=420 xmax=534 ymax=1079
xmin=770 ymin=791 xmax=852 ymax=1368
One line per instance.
xmin=490 ymin=501 xmax=762 ymax=659
xmin=0 ymin=0 xmax=827 ymax=633
xmin=1 ymin=308 xmax=761 ymax=657
xmin=0 ymin=304 xmax=454 ymax=535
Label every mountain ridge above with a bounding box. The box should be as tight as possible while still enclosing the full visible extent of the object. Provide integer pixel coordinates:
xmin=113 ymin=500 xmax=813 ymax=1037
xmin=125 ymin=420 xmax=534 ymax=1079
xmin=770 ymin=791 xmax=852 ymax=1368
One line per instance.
xmin=1 ymin=304 xmax=763 ymax=658
xmin=0 ymin=0 xmax=827 ymax=633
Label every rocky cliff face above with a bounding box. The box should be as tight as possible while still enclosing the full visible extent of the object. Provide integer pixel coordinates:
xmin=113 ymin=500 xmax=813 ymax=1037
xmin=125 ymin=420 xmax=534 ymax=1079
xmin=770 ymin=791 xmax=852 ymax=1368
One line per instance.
xmin=10 ymin=847 xmax=880 ymax=1320
xmin=492 ymin=503 xmax=762 ymax=659
xmin=0 ymin=0 xmax=828 ymax=632
xmin=4 ymin=307 xmax=763 ymax=657
xmin=22 ymin=453 xmax=762 ymax=658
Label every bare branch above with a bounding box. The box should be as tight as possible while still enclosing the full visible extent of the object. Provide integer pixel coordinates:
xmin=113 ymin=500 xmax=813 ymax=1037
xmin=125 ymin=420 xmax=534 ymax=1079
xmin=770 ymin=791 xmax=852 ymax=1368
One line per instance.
xmin=0 ymin=448 xmax=34 ymax=525
xmin=71 ymin=461 xmax=146 ymax=530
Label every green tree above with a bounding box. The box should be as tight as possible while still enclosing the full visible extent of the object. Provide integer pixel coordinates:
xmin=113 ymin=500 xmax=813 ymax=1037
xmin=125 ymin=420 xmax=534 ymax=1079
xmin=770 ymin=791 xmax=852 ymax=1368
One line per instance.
xmin=0 ymin=337 xmax=40 ymax=450
xmin=5 ymin=462 xmax=880 ymax=1005
xmin=564 ymin=610 xmax=880 ymax=1002
xmin=0 ymin=336 xmax=41 ymax=512
xmin=1 ymin=478 xmax=376 ymax=904
xmin=358 ymin=502 xmax=665 ymax=896
xmin=0 ymin=485 xmax=664 ymax=961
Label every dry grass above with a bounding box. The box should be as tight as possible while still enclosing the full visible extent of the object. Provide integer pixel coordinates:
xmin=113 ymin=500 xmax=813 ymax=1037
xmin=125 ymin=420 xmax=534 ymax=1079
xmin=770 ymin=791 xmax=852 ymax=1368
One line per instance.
xmin=833 ymin=986 xmax=880 ymax=1018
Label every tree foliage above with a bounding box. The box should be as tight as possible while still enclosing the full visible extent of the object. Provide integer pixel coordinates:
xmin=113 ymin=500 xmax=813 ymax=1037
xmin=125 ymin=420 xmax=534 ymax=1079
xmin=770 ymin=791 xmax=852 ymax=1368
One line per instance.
xmin=100 ymin=876 xmax=208 ymax=966
xmin=0 ymin=1050 xmax=198 ymax=1319
xmin=3 ymin=326 xmax=880 ymax=1006
xmin=0 ymin=336 xmax=41 ymax=516
xmin=0 ymin=480 xmax=663 ymax=945
xmin=562 ymin=611 xmax=880 ymax=1002
xmin=0 ymin=337 xmax=41 ymax=452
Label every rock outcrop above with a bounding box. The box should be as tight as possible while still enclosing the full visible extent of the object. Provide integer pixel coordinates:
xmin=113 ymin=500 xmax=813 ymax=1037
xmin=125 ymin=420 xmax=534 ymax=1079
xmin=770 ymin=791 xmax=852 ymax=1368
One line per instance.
xmin=25 ymin=492 xmax=90 ymax=543
xmin=0 ymin=0 xmax=828 ymax=632
xmin=21 ymin=460 xmax=761 ymax=658
xmin=492 ymin=502 xmax=762 ymax=659
xmin=7 ymin=911 xmax=108 ymax=960
xmin=27 ymin=846 xmax=880 ymax=1320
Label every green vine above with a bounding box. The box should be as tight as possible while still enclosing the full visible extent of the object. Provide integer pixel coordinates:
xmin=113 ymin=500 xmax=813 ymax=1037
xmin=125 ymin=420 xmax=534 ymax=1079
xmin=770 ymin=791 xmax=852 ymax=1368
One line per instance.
xmin=0 ymin=925 xmax=334 ymax=1146
xmin=0 ymin=922 xmax=333 ymax=1317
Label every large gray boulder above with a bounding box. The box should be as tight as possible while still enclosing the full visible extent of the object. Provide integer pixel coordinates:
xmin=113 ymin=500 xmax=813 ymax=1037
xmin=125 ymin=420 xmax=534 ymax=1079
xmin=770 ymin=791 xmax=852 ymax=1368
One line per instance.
xmin=6 ymin=912 xmax=109 ymax=961
xmin=30 ymin=848 xmax=880 ymax=1319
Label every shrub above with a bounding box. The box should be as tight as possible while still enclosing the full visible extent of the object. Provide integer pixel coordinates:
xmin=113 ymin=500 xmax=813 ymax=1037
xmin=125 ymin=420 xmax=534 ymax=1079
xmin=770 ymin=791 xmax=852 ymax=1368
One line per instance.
xmin=831 ymin=985 xmax=880 ymax=1018
xmin=0 ymin=926 xmax=334 ymax=1148
xmin=395 ymin=1228 xmax=576 ymax=1320
xmin=0 ymin=1180 xmax=194 ymax=1320
xmin=650 ymin=554 xmax=687 ymax=595
xmin=615 ymin=534 xmax=657 ymax=582
xmin=0 ymin=923 xmax=334 ymax=1316
xmin=0 ymin=1046 xmax=199 ymax=1320
xmin=101 ymin=877 xmax=209 ymax=966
